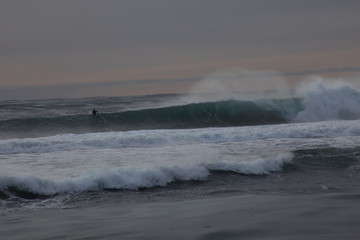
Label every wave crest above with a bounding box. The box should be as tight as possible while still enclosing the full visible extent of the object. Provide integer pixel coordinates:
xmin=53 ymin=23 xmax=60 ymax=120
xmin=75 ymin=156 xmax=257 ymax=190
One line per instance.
xmin=295 ymin=78 xmax=360 ymax=122
xmin=0 ymin=152 xmax=293 ymax=196
xmin=0 ymin=99 xmax=296 ymax=138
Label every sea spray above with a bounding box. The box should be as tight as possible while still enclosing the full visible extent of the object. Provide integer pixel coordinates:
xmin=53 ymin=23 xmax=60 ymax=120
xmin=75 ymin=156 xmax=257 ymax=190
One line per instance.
xmin=294 ymin=78 xmax=360 ymax=122
xmin=187 ymin=68 xmax=291 ymax=100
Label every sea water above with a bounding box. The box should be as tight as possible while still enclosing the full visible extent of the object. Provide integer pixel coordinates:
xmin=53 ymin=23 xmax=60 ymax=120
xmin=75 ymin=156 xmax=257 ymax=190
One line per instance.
xmin=0 ymin=80 xmax=360 ymax=211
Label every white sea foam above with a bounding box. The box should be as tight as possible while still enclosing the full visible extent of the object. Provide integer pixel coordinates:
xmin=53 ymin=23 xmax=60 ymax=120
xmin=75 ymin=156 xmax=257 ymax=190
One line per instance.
xmin=295 ymin=78 xmax=360 ymax=122
xmin=0 ymin=119 xmax=359 ymax=155
xmin=208 ymin=152 xmax=293 ymax=175
xmin=0 ymin=152 xmax=293 ymax=195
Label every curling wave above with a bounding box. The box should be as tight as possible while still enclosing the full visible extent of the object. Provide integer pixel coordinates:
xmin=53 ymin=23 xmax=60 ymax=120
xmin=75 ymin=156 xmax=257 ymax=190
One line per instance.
xmin=1 ymin=80 xmax=359 ymax=139
xmin=0 ymin=99 xmax=301 ymax=138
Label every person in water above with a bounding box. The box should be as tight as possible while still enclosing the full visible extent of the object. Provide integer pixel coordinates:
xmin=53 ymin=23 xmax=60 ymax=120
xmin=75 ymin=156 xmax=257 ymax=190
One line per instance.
xmin=92 ymin=109 xmax=98 ymax=115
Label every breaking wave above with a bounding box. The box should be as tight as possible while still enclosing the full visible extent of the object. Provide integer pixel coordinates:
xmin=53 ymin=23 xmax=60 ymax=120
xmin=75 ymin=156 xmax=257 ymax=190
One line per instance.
xmin=1 ymin=79 xmax=359 ymax=139
xmin=0 ymin=99 xmax=299 ymax=138
xmin=0 ymin=152 xmax=293 ymax=197
xmin=295 ymin=79 xmax=360 ymax=122
xmin=1 ymin=118 xmax=359 ymax=155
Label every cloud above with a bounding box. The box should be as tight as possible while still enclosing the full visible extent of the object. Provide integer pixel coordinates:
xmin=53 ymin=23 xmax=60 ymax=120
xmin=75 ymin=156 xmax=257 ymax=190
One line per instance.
xmin=2 ymin=66 xmax=360 ymax=100
xmin=284 ymin=66 xmax=360 ymax=76
xmin=0 ymin=78 xmax=198 ymax=100
xmin=1 ymin=0 xmax=360 ymax=96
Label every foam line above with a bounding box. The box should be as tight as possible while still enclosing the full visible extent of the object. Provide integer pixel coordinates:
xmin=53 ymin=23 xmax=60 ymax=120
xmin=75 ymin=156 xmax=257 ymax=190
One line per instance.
xmin=0 ymin=119 xmax=359 ymax=155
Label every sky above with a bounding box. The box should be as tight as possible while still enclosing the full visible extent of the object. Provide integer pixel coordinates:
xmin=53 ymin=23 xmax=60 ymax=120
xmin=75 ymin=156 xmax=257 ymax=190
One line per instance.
xmin=1 ymin=0 xmax=360 ymax=100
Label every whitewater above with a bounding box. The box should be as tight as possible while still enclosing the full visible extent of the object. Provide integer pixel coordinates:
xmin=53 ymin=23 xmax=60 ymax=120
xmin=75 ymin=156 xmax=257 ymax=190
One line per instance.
xmin=1 ymin=79 xmax=360 ymax=210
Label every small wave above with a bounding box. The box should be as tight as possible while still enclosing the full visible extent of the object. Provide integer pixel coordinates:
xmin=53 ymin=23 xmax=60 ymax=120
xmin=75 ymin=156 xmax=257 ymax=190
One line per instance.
xmin=0 ymin=152 xmax=293 ymax=196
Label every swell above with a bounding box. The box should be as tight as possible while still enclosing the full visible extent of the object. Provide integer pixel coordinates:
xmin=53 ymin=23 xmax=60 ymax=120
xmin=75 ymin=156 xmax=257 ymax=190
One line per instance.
xmin=0 ymin=99 xmax=300 ymax=138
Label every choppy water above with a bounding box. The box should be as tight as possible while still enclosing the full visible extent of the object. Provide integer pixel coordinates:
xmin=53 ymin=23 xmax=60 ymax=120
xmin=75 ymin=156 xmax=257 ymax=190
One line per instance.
xmin=1 ymin=80 xmax=360 ymax=210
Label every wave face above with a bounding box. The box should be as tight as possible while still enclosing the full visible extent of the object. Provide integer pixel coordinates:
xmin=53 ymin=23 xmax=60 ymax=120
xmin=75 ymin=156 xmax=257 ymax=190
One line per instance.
xmin=0 ymin=99 xmax=301 ymax=138
xmin=1 ymin=80 xmax=359 ymax=139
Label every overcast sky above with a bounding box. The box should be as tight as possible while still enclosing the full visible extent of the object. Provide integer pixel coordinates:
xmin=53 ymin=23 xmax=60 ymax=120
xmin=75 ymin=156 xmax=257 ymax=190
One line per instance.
xmin=1 ymin=0 xmax=360 ymax=100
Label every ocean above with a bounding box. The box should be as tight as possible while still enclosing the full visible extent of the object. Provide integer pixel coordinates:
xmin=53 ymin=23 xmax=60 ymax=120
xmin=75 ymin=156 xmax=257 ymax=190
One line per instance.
xmin=1 ymin=80 xmax=360 ymax=239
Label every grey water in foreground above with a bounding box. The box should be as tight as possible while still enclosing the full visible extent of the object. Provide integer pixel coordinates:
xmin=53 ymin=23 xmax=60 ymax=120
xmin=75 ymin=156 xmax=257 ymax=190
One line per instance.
xmin=2 ymin=194 xmax=360 ymax=240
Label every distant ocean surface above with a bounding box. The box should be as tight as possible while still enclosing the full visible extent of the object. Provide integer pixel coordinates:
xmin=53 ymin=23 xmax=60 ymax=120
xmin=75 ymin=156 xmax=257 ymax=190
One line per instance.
xmin=1 ymin=80 xmax=360 ymax=211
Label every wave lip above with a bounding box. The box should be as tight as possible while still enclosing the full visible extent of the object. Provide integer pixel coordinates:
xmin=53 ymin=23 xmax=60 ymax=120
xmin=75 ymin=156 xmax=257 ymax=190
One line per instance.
xmin=295 ymin=79 xmax=360 ymax=122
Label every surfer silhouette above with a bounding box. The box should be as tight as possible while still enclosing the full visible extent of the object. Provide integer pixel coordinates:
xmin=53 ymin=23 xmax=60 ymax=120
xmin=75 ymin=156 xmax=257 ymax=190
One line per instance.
xmin=91 ymin=109 xmax=98 ymax=115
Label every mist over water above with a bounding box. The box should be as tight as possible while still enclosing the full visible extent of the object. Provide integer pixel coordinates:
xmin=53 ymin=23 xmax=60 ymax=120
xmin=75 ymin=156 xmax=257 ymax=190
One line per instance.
xmin=178 ymin=68 xmax=292 ymax=103
xmin=1 ymin=70 xmax=359 ymax=139
xmin=294 ymin=77 xmax=360 ymax=122
xmin=179 ymin=69 xmax=360 ymax=123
